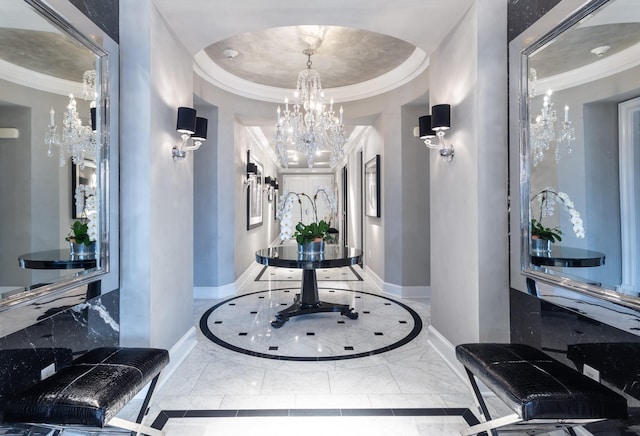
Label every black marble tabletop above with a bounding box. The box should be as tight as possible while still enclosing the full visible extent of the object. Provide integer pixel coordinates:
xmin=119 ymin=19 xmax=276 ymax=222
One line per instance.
xmin=530 ymin=246 xmax=605 ymax=268
xmin=19 ymin=249 xmax=97 ymax=270
xmin=256 ymin=245 xmax=362 ymax=270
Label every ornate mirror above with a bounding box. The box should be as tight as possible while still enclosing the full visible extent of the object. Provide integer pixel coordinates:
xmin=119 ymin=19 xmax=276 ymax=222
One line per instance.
xmin=0 ymin=0 xmax=116 ymax=315
xmin=513 ymin=0 xmax=640 ymax=309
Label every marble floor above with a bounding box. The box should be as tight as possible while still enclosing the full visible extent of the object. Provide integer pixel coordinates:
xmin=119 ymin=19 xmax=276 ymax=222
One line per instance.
xmin=114 ymin=264 xmax=575 ymax=436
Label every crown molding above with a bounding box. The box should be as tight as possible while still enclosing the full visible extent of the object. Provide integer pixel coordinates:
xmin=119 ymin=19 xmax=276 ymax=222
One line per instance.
xmin=194 ymin=48 xmax=429 ymax=104
xmin=0 ymin=59 xmax=83 ymax=96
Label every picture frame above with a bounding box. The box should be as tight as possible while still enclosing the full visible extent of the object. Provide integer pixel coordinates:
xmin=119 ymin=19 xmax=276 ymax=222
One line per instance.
xmin=365 ymin=154 xmax=381 ymax=218
xmin=273 ymin=189 xmax=279 ymax=221
xmin=71 ymin=159 xmax=97 ymax=218
xmin=247 ymin=151 xmax=263 ymax=230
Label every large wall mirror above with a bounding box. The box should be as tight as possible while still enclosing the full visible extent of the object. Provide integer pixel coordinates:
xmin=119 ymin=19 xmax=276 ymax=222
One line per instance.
xmin=514 ymin=0 xmax=640 ymax=309
xmin=0 ymin=0 xmax=116 ymax=313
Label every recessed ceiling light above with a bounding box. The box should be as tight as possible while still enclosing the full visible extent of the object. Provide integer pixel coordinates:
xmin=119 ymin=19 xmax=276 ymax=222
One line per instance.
xmin=590 ymin=45 xmax=611 ymax=57
xmin=223 ymin=48 xmax=239 ymax=59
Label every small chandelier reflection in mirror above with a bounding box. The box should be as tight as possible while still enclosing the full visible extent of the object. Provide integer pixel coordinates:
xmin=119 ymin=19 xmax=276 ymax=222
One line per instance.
xmin=274 ymin=49 xmax=347 ymax=168
xmin=45 ymin=70 xmax=97 ymax=169
xmin=529 ymin=69 xmax=575 ymax=166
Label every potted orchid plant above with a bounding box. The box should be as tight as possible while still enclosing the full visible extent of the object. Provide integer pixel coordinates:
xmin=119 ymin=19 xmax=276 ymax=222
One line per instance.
xmin=530 ymin=187 xmax=585 ymax=251
xmin=277 ymin=187 xmax=337 ymax=253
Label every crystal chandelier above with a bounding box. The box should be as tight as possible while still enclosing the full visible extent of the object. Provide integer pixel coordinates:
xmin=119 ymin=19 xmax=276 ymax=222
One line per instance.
xmin=45 ymin=70 xmax=97 ymax=169
xmin=274 ymin=49 xmax=347 ymax=168
xmin=529 ymin=69 xmax=575 ymax=166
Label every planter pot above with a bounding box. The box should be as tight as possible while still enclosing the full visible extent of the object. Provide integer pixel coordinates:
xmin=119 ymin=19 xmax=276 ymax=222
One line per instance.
xmin=298 ymin=240 xmax=325 ymax=254
xmin=69 ymin=241 xmax=96 ymax=257
xmin=531 ymin=238 xmax=551 ymax=253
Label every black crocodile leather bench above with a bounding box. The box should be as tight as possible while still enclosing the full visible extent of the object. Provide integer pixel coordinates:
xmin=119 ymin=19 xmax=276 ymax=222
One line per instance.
xmin=0 ymin=347 xmax=169 ymax=436
xmin=456 ymin=343 xmax=628 ymax=435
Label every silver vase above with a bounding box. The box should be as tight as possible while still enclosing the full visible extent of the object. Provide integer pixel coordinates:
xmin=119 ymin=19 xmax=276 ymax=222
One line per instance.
xmin=69 ymin=241 xmax=96 ymax=257
xmin=531 ymin=238 xmax=551 ymax=253
xmin=298 ymin=240 xmax=325 ymax=254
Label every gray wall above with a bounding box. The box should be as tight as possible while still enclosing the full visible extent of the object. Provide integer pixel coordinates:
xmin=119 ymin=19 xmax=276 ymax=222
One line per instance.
xmin=339 ymin=70 xmax=431 ymax=294
xmin=193 ymin=78 xmax=283 ymax=288
xmin=0 ymin=105 xmax=31 ymax=287
xmin=193 ymin=100 xmax=219 ymax=287
xmin=119 ymin=0 xmax=195 ymax=349
xmin=401 ymin=104 xmax=431 ymax=288
xmin=430 ymin=0 xmax=510 ymax=346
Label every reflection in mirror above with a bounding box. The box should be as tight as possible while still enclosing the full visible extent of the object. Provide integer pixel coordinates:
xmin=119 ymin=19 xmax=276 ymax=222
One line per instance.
xmin=521 ymin=0 xmax=640 ymax=306
xmin=0 ymin=0 xmax=107 ymax=309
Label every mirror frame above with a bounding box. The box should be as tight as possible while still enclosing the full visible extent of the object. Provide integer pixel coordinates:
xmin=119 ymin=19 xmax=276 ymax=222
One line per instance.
xmin=0 ymin=0 xmax=119 ymax=314
xmin=513 ymin=0 xmax=640 ymax=311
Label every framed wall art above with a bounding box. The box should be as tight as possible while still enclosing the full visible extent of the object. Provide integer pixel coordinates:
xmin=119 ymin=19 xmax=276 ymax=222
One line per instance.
xmin=365 ymin=154 xmax=381 ymax=218
xmin=246 ymin=150 xmax=263 ymax=230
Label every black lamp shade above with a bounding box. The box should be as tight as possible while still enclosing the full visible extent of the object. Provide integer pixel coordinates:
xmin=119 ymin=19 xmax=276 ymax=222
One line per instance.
xmin=264 ymin=176 xmax=273 ymax=184
xmin=431 ymin=104 xmax=451 ymax=131
xmin=418 ymin=115 xmax=436 ymax=139
xmin=90 ymin=107 xmax=97 ymax=131
xmin=247 ymin=162 xmax=258 ymax=175
xmin=176 ymin=107 xmax=197 ymax=134
xmin=192 ymin=117 xmax=208 ymax=141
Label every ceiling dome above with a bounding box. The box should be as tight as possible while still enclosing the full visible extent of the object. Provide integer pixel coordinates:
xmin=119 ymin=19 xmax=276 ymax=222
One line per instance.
xmin=195 ymin=25 xmax=427 ymax=103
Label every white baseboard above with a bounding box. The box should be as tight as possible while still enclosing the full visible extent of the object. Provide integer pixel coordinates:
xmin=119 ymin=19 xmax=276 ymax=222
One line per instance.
xmin=364 ymin=267 xmax=384 ymax=292
xmin=384 ymin=282 xmax=430 ymax=299
xmin=426 ymin=325 xmax=467 ymax=383
xmin=193 ymin=262 xmax=264 ymax=299
xmin=194 ymin=283 xmax=235 ymax=299
xmin=134 ymin=326 xmax=197 ymax=399
xmin=160 ymin=326 xmax=197 ymax=388
xmin=364 ymin=267 xmax=430 ymax=299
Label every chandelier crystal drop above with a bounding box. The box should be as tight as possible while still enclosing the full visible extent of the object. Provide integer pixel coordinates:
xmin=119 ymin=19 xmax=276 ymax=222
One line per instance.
xmin=274 ymin=49 xmax=347 ymax=168
xmin=45 ymin=70 xmax=97 ymax=169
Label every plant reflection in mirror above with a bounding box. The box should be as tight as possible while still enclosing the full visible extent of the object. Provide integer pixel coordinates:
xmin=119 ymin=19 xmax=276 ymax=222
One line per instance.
xmin=69 ymin=185 xmax=98 ymax=244
xmin=530 ymin=188 xmax=585 ymax=242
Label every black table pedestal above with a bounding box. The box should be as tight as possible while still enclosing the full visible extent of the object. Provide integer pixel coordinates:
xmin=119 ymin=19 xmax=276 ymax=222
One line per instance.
xmin=271 ymin=269 xmax=358 ymax=328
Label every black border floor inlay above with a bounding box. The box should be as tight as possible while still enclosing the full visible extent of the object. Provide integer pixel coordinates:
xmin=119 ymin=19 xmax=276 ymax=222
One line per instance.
xmin=199 ymin=288 xmax=423 ymax=361
xmin=150 ymin=407 xmax=479 ymax=431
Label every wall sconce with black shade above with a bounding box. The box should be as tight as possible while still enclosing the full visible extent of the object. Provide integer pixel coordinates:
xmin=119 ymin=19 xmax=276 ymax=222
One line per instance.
xmin=264 ymin=176 xmax=273 ymax=191
xmin=418 ymin=104 xmax=454 ymax=161
xmin=264 ymin=176 xmax=273 ymax=200
xmin=264 ymin=176 xmax=278 ymax=201
xmin=244 ymin=161 xmax=258 ymax=189
xmin=172 ymin=107 xmax=208 ymax=161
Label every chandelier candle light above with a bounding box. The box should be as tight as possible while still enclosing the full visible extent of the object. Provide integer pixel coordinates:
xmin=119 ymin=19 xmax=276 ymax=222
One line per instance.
xmin=274 ymin=49 xmax=347 ymax=168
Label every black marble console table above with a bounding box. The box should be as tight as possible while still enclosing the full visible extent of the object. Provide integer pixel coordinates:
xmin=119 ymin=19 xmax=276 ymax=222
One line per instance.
xmin=531 ymin=246 xmax=605 ymax=268
xmin=255 ymin=245 xmax=362 ymax=327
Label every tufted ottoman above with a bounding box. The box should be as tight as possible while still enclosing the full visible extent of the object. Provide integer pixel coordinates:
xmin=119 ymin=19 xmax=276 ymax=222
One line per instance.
xmin=1 ymin=347 xmax=169 ymax=435
xmin=456 ymin=343 xmax=628 ymax=435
